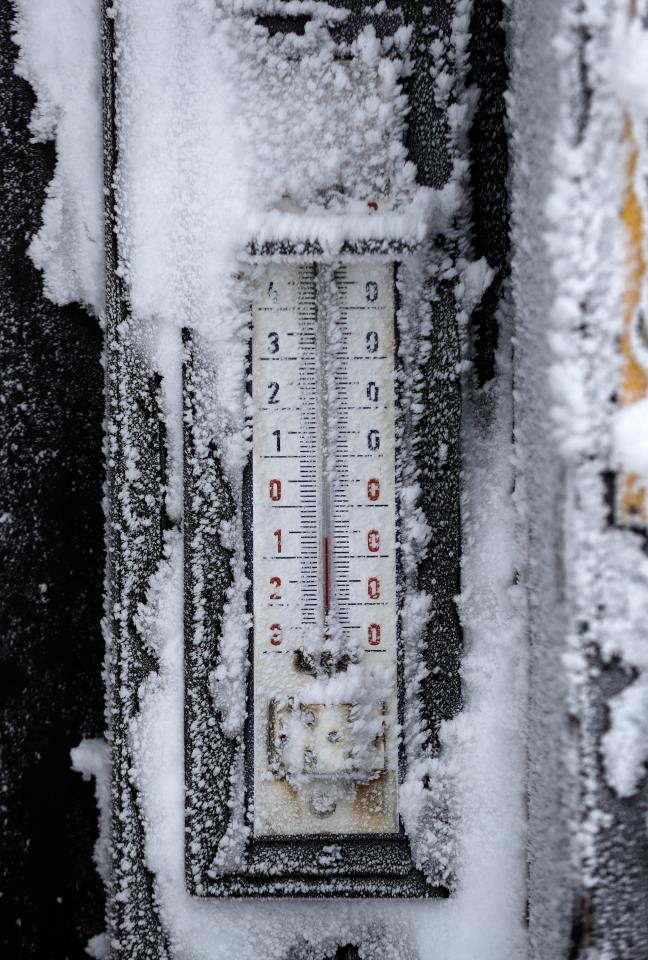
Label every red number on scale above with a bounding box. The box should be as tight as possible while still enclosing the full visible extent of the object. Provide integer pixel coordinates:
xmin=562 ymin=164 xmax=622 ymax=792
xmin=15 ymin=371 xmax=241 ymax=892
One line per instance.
xmin=367 ymin=477 xmax=380 ymax=501
xmin=367 ymin=529 xmax=380 ymax=553
xmin=274 ymin=529 xmax=282 ymax=553
xmin=269 ymin=478 xmax=282 ymax=501
xmin=368 ymin=577 xmax=380 ymax=599
xmin=270 ymin=623 xmax=282 ymax=646
xmin=368 ymin=623 xmax=381 ymax=646
xmin=269 ymin=576 xmax=282 ymax=600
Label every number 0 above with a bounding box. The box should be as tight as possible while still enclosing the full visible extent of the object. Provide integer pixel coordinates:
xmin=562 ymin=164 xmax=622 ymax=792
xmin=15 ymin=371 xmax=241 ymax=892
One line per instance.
xmin=366 ymin=331 xmax=378 ymax=353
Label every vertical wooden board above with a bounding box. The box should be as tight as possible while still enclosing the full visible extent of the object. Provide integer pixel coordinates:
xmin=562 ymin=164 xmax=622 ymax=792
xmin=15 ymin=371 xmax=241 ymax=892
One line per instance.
xmin=183 ymin=330 xmax=238 ymax=893
xmin=102 ymin=4 xmax=170 ymax=955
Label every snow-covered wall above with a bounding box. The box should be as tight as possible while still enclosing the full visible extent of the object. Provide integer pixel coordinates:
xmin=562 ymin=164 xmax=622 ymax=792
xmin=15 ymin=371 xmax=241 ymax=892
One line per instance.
xmin=510 ymin=1 xmax=648 ymax=956
xmin=508 ymin=0 xmax=577 ymax=954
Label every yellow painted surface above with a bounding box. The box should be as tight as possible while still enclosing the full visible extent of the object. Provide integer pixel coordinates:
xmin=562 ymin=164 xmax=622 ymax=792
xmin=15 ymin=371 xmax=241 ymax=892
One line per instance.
xmin=617 ymin=113 xmax=648 ymax=527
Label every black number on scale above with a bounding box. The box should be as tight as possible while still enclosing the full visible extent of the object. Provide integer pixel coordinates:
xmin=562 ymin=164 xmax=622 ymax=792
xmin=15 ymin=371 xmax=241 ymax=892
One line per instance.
xmin=268 ymin=382 xmax=279 ymax=404
xmin=267 ymin=282 xmax=278 ymax=304
xmin=268 ymin=331 xmax=279 ymax=354
xmin=366 ymin=331 xmax=378 ymax=353
xmin=368 ymin=429 xmax=380 ymax=451
xmin=367 ymin=381 xmax=379 ymax=402
xmin=272 ymin=429 xmax=281 ymax=452
xmin=365 ymin=281 xmax=378 ymax=302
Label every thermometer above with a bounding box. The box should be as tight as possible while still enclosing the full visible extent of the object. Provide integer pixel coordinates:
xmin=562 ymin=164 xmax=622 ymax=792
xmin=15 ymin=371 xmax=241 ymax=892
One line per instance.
xmin=251 ymin=262 xmax=399 ymax=835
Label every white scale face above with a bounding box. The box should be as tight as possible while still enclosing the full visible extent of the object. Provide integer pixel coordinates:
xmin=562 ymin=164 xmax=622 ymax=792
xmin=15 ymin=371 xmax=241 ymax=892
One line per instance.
xmin=251 ymin=262 xmax=399 ymax=836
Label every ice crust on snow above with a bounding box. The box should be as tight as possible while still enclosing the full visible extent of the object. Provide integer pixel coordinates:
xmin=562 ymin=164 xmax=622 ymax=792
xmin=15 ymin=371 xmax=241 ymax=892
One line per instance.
xmin=17 ymin=0 xmax=526 ymax=957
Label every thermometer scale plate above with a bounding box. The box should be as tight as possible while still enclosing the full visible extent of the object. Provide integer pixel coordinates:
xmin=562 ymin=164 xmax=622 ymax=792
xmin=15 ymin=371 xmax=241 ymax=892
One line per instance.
xmin=251 ymin=262 xmax=399 ymax=836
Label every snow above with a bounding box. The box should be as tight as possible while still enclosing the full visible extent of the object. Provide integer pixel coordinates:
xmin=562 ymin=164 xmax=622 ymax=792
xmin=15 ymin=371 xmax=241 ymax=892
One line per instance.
xmin=11 ymin=0 xmax=104 ymax=312
xmin=18 ymin=0 xmax=528 ymax=957
xmin=412 ymin=312 xmax=528 ymax=960
xmin=70 ymin=738 xmax=112 ymax=958
xmin=70 ymin=738 xmax=111 ymax=886
xmin=603 ymin=676 xmax=648 ymax=797
xmin=612 ymin=396 xmax=648 ymax=479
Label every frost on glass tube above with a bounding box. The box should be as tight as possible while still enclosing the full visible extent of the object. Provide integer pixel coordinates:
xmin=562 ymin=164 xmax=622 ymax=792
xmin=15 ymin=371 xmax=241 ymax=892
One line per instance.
xmin=251 ymin=263 xmax=399 ymax=836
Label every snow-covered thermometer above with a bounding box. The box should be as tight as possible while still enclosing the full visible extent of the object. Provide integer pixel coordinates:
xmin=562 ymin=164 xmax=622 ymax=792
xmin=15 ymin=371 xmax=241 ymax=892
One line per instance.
xmin=251 ymin=262 xmax=399 ymax=835
xmin=108 ymin=0 xmax=464 ymax=910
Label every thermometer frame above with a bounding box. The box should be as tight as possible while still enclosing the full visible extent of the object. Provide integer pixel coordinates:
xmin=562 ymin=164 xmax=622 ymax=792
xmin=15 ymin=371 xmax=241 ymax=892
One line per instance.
xmin=184 ymin=247 xmax=462 ymax=898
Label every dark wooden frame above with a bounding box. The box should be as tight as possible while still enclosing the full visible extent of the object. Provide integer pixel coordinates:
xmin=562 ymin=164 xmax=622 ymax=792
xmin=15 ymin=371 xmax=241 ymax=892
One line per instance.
xmin=104 ymin=0 xmax=464 ymax=926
